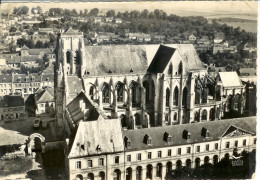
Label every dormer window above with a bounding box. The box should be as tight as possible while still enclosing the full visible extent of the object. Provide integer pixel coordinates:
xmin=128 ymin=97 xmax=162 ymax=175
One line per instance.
xmin=183 ymin=130 xmax=191 ymax=140
xmin=124 ymin=136 xmax=131 ymax=148
xmin=164 ymin=132 xmax=172 ymax=143
xmin=144 ymin=134 xmax=152 ymax=145
xmin=201 ymin=127 xmax=209 ymax=138
xmin=46 ymin=77 xmax=49 ymax=81
xmin=25 ymin=77 xmax=29 ymax=82
xmin=32 ymin=76 xmax=35 ymax=81
xmin=18 ymin=77 xmax=21 ymax=82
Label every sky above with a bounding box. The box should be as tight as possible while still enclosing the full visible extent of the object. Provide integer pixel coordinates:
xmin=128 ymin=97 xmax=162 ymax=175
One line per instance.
xmin=1 ymin=1 xmax=258 ymax=20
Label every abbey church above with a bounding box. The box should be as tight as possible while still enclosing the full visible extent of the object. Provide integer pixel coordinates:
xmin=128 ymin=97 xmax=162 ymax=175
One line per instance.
xmin=54 ymin=29 xmax=255 ymax=180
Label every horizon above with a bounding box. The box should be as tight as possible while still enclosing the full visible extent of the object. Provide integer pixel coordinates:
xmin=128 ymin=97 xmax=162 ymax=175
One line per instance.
xmin=1 ymin=1 xmax=257 ymax=20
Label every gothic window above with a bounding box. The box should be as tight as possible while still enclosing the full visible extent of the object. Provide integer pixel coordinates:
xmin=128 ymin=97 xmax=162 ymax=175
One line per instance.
xmin=166 ymin=88 xmax=170 ymax=107
xmin=120 ymin=114 xmax=127 ymax=128
xmin=210 ymin=108 xmax=215 ymax=120
xmin=89 ymin=86 xmax=94 ymax=100
xmin=173 ymin=86 xmax=179 ymax=106
xmin=234 ymin=94 xmax=240 ymax=111
xmin=195 ymin=111 xmax=200 ymax=122
xmin=143 ymin=81 xmax=149 ymax=103
xmin=168 ymin=64 xmax=173 ymax=75
xmin=116 ymin=83 xmax=124 ymax=102
xmin=178 ymin=61 xmax=183 ymax=75
xmin=135 ymin=113 xmax=141 ymax=126
xmin=66 ymin=51 xmax=71 ymax=64
xmin=195 ymin=86 xmax=201 ymax=104
xmin=201 ymin=109 xmax=207 ymax=120
xmin=182 ymin=87 xmax=187 ymax=107
xmin=102 ymin=83 xmax=110 ymax=103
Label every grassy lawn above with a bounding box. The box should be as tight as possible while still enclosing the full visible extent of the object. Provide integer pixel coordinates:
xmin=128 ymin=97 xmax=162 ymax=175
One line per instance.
xmin=0 ymin=156 xmax=33 ymax=176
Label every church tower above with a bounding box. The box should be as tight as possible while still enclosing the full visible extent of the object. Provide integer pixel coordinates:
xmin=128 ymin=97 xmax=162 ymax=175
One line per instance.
xmin=55 ymin=28 xmax=85 ymax=137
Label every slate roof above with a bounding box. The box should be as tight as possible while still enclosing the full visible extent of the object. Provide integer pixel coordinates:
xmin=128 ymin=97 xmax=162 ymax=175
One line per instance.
xmin=62 ymin=28 xmax=83 ymax=36
xmin=35 ymin=87 xmax=54 ymax=103
xmin=147 ymin=45 xmax=176 ymax=73
xmin=13 ymin=73 xmax=41 ymax=83
xmin=0 ymin=95 xmax=24 ymax=108
xmin=83 ymin=44 xmax=204 ymax=76
xmin=67 ymin=76 xmax=83 ymax=96
xmin=42 ymin=74 xmax=54 ymax=82
xmin=218 ymin=72 xmax=243 ymax=87
xmin=1 ymin=54 xmax=21 ymax=64
xmin=21 ymin=56 xmax=41 ymax=62
xmin=28 ymin=48 xmax=52 ymax=56
xmin=68 ymin=118 xmax=124 ymax=158
xmin=123 ymin=117 xmax=256 ymax=151
xmin=0 ymin=74 xmax=12 ymax=83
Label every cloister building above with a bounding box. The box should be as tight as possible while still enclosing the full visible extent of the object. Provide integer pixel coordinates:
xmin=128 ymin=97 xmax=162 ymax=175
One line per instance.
xmin=53 ymin=29 xmax=252 ymax=180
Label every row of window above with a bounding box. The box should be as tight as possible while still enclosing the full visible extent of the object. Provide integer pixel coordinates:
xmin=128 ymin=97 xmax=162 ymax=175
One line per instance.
xmin=15 ymin=83 xmax=41 ymax=87
xmin=75 ymin=138 xmax=256 ymax=169
xmin=0 ymin=84 xmax=11 ymax=87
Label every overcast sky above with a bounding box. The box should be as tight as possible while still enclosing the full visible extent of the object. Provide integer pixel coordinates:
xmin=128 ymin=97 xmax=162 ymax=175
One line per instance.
xmin=1 ymin=1 xmax=258 ymax=19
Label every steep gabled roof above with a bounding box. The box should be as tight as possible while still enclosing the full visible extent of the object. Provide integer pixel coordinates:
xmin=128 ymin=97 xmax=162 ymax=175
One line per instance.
xmin=147 ymin=45 xmax=176 ymax=73
xmin=218 ymin=72 xmax=243 ymax=87
xmin=123 ymin=117 xmax=256 ymax=151
xmin=35 ymin=87 xmax=54 ymax=103
xmin=68 ymin=118 xmax=124 ymax=158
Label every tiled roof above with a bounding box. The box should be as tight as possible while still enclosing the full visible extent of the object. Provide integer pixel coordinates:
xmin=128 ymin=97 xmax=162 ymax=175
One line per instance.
xmin=21 ymin=56 xmax=41 ymax=62
xmin=68 ymin=118 xmax=124 ymax=158
xmin=219 ymin=72 xmax=243 ymax=87
xmin=1 ymin=54 xmax=21 ymax=64
xmin=35 ymin=87 xmax=54 ymax=103
xmin=123 ymin=117 xmax=256 ymax=151
xmin=42 ymin=74 xmax=54 ymax=82
xmin=0 ymin=95 xmax=24 ymax=108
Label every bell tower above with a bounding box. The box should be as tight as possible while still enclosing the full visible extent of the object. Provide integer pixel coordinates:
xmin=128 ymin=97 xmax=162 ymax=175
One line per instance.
xmin=59 ymin=28 xmax=85 ymax=77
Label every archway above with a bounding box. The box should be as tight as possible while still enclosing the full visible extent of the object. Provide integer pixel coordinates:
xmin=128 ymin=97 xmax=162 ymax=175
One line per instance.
xmin=195 ymin=158 xmax=201 ymax=168
xmin=87 ymin=173 xmax=94 ymax=180
xmin=146 ymin=164 xmax=153 ymax=179
xmin=126 ymin=167 xmax=132 ymax=180
xmin=99 ymin=171 xmax=105 ymax=180
xmin=27 ymin=133 xmax=45 ymax=154
xmin=114 ymin=169 xmax=121 ymax=180
xmin=76 ymin=174 xmax=83 ymax=180
xmin=204 ymin=156 xmax=210 ymax=164
xmin=156 ymin=163 xmax=163 ymax=178
xmin=166 ymin=161 xmax=172 ymax=173
xmin=224 ymin=153 xmax=230 ymax=160
xmin=176 ymin=160 xmax=182 ymax=170
xmin=136 ymin=166 xmax=142 ymax=180
xmin=213 ymin=155 xmax=218 ymax=165
xmin=186 ymin=159 xmax=191 ymax=168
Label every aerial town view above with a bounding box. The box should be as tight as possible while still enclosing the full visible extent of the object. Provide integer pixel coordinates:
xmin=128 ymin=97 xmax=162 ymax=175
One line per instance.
xmin=0 ymin=1 xmax=257 ymax=180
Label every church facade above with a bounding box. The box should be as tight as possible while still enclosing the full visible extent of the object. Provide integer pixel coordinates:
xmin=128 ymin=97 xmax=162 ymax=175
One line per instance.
xmin=54 ymin=29 xmax=251 ymax=180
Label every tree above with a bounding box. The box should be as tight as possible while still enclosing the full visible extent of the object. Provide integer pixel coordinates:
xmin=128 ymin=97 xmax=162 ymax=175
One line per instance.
xmin=88 ymin=8 xmax=99 ymax=16
xmin=71 ymin=9 xmax=78 ymax=16
xmin=13 ymin=6 xmax=29 ymax=15
xmin=9 ymin=26 xmax=17 ymax=32
xmin=43 ymin=54 xmax=50 ymax=63
xmin=141 ymin=9 xmax=149 ymax=19
xmin=35 ymin=41 xmax=44 ymax=48
xmin=9 ymin=44 xmax=16 ymax=53
xmin=106 ymin=10 xmax=115 ymax=17
xmin=36 ymin=6 xmax=42 ymax=14
xmin=84 ymin=9 xmax=88 ymax=16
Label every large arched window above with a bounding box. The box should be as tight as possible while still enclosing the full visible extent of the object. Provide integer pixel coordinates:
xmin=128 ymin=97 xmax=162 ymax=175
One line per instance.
xmin=130 ymin=81 xmax=140 ymax=106
xmin=143 ymin=81 xmax=149 ymax=103
xmin=99 ymin=172 xmax=105 ymax=180
xmin=210 ymin=108 xmax=215 ymax=121
xmin=182 ymin=87 xmax=188 ymax=107
xmin=174 ymin=112 xmax=178 ymax=121
xmin=195 ymin=158 xmax=200 ymax=168
xmin=173 ymin=86 xmax=179 ymax=106
xmin=135 ymin=113 xmax=141 ymax=126
xmin=116 ymin=83 xmax=124 ymax=102
xmin=195 ymin=86 xmax=201 ymax=104
xmin=178 ymin=61 xmax=183 ymax=75
xmin=156 ymin=163 xmax=162 ymax=178
xmin=168 ymin=64 xmax=173 ymax=75
xmin=195 ymin=111 xmax=200 ymax=122
xmin=166 ymin=88 xmax=170 ymax=107
xmin=201 ymin=109 xmax=207 ymax=120
xmin=120 ymin=114 xmax=127 ymax=128
xmin=66 ymin=51 xmax=71 ymax=64
xmin=234 ymin=94 xmax=240 ymax=111
xmin=101 ymin=83 xmax=110 ymax=103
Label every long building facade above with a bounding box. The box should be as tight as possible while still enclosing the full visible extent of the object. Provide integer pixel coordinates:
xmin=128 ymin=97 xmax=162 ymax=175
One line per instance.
xmin=53 ymin=29 xmax=253 ymax=180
